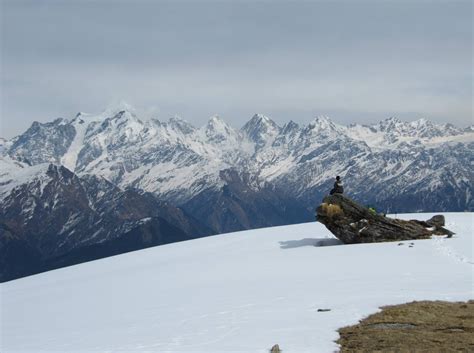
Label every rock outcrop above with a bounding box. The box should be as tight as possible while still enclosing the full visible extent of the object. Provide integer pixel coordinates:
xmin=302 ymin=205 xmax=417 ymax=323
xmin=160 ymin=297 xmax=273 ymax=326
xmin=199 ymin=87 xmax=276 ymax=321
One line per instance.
xmin=316 ymin=194 xmax=454 ymax=244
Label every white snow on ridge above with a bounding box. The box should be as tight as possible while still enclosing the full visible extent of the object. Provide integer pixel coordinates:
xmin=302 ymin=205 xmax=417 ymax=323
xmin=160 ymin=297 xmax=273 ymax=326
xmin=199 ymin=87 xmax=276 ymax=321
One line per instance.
xmin=0 ymin=157 xmax=50 ymax=200
xmin=60 ymin=113 xmax=100 ymax=171
xmin=344 ymin=123 xmax=474 ymax=149
xmin=1 ymin=213 xmax=472 ymax=353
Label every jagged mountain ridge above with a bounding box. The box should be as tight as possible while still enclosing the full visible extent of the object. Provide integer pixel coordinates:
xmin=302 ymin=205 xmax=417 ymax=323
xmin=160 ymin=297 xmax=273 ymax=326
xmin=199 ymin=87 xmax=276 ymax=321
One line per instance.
xmin=3 ymin=107 xmax=473 ymax=215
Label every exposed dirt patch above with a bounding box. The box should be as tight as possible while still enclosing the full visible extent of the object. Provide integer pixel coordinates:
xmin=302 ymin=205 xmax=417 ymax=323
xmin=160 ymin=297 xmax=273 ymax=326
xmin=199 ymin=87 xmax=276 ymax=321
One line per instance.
xmin=337 ymin=300 xmax=474 ymax=352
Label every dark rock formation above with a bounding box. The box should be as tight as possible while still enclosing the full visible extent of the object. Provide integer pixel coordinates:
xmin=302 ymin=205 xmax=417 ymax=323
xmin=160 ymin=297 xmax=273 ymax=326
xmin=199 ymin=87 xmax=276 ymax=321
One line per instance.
xmin=410 ymin=214 xmax=455 ymax=237
xmin=316 ymin=194 xmax=454 ymax=244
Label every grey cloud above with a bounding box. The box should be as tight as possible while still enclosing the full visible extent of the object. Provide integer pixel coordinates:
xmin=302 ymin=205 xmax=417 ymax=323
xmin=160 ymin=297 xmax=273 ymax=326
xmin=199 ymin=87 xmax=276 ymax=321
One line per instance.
xmin=1 ymin=0 xmax=472 ymax=138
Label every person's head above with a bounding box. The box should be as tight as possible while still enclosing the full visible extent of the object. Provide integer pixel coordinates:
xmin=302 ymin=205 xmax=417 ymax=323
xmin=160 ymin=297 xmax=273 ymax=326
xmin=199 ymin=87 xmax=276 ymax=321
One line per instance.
xmin=336 ymin=176 xmax=340 ymax=181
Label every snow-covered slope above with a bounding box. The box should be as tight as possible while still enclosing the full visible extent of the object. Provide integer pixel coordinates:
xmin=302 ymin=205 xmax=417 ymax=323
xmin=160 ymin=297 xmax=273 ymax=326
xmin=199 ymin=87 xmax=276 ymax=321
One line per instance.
xmin=0 ymin=156 xmax=50 ymax=200
xmin=60 ymin=112 xmax=105 ymax=170
xmin=2 ymin=213 xmax=472 ymax=353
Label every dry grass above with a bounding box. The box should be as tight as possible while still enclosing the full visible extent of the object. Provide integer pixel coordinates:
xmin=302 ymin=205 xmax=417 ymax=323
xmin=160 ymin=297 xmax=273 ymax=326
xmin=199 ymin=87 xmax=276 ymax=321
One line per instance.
xmin=320 ymin=203 xmax=343 ymax=218
xmin=337 ymin=300 xmax=474 ymax=352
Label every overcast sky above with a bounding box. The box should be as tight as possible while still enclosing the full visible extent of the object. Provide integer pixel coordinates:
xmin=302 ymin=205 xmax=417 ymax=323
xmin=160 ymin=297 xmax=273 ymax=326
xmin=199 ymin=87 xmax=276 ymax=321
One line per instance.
xmin=1 ymin=0 xmax=472 ymax=138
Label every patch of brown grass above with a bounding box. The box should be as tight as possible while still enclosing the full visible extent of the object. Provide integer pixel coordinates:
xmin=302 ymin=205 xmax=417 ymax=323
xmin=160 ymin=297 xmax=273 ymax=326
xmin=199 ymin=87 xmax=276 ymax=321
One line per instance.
xmin=320 ymin=203 xmax=343 ymax=218
xmin=337 ymin=300 xmax=474 ymax=352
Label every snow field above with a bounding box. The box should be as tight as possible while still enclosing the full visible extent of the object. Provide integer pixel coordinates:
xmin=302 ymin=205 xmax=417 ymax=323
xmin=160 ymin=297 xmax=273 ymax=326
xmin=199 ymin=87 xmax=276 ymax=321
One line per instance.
xmin=1 ymin=213 xmax=472 ymax=353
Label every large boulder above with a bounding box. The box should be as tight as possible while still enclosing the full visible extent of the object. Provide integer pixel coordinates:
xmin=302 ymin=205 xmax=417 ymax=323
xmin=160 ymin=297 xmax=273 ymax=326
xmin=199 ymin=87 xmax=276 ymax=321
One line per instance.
xmin=316 ymin=194 xmax=454 ymax=244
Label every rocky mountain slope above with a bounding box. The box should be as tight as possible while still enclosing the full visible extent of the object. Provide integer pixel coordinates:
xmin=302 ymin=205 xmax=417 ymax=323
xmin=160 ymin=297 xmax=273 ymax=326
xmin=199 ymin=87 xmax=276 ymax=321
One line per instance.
xmin=1 ymin=106 xmax=472 ymax=280
xmin=0 ymin=160 xmax=211 ymax=282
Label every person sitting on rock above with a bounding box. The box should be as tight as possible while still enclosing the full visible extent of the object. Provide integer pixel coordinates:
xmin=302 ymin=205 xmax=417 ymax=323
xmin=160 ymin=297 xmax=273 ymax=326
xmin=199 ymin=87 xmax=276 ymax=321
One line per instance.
xmin=330 ymin=176 xmax=344 ymax=195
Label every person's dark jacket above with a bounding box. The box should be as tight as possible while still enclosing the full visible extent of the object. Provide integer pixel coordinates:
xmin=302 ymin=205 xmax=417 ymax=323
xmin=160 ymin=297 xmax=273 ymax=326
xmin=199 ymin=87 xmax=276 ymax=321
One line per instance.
xmin=330 ymin=181 xmax=344 ymax=195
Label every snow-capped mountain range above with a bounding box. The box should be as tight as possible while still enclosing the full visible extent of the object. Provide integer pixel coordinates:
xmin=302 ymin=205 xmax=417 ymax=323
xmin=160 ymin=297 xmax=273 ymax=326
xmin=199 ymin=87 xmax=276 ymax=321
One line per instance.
xmin=4 ymin=106 xmax=472 ymax=209
xmin=1 ymin=105 xmax=473 ymax=280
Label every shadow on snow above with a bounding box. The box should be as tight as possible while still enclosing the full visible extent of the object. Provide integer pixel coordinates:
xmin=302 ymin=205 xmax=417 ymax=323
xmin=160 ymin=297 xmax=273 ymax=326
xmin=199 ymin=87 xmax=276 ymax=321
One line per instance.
xmin=279 ymin=238 xmax=343 ymax=249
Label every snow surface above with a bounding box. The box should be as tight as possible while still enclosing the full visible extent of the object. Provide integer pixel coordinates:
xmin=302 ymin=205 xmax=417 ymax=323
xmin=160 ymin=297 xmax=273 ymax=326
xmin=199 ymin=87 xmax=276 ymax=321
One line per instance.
xmin=1 ymin=213 xmax=473 ymax=353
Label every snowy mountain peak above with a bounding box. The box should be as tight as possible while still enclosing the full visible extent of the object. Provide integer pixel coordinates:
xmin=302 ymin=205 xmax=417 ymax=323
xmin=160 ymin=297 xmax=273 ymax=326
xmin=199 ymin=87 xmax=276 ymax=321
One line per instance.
xmin=244 ymin=114 xmax=279 ymax=129
xmin=207 ymin=114 xmax=226 ymax=126
xmin=414 ymin=117 xmax=429 ymax=124
xmin=53 ymin=117 xmax=68 ymax=125
xmin=308 ymin=115 xmax=339 ymax=128
xmin=203 ymin=115 xmax=238 ymax=144
xmin=306 ymin=116 xmax=341 ymax=134
xmin=71 ymin=113 xmax=88 ymax=125
xmin=409 ymin=118 xmax=434 ymax=130
xmin=109 ymin=109 xmax=142 ymax=124
xmin=92 ymin=110 xmax=144 ymax=141
xmin=241 ymin=114 xmax=280 ymax=148
xmin=313 ymin=115 xmax=332 ymax=122
xmin=377 ymin=116 xmax=404 ymax=131
xmin=8 ymin=119 xmax=76 ymax=166
xmin=253 ymin=113 xmax=271 ymax=122
xmin=206 ymin=115 xmax=232 ymax=132
xmin=281 ymin=120 xmax=300 ymax=134
xmin=385 ymin=116 xmax=402 ymax=123
xmin=167 ymin=115 xmax=195 ymax=134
